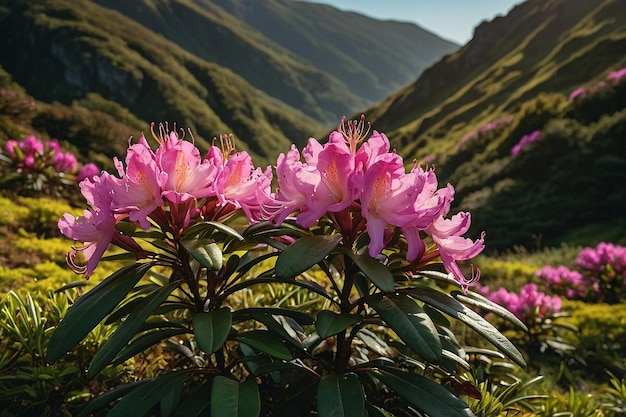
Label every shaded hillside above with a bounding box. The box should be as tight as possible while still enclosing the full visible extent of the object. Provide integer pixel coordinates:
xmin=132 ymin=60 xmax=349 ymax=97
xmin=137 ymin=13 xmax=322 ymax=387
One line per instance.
xmin=364 ymin=0 xmax=626 ymax=251
xmin=0 ymin=0 xmax=325 ymax=165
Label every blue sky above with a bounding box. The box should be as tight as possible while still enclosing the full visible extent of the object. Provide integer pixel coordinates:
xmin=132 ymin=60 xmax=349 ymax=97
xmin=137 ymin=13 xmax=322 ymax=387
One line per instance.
xmin=299 ymin=0 xmax=525 ymax=44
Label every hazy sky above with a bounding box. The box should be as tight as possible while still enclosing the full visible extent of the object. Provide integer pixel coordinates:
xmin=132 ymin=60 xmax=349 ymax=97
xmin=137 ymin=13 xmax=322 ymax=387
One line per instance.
xmin=300 ymin=0 xmax=525 ymax=44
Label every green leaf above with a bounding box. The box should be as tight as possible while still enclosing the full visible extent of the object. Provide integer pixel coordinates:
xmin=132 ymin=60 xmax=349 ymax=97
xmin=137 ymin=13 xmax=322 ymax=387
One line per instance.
xmin=171 ymin=381 xmax=212 ymax=417
xmin=183 ymin=221 xmax=244 ymax=241
xmin=247 ymin=310 xmax=304 ymax=349
xmin=409 ymin=287 xmax=526 ymax=368
xmin=182 ymin=239 xmax=223 ymax=271
xmin=211 ymin=376 xmax=260 ymax=417
xmin=237 ymin=330 xmax=293 ymax=360
xmin=317 ymin=373 xmax=367 ymax=417
xmin=193 ymin=308 xmax=232 ymax=354
xmin=224 ymin=277 xmax=333 ymax=301
xmin=75 ymin=379 xmax=150 ymax=417
xmin=172 ymin=382 xmax=212 ymax=417
xmin=47 ymin=262 xmax=153 ymax=364
xmin=368 ymin=293 xmax=441 ymax=364
xmin=235 ymin=307 xmax=314 ymax=325
xmin=275 ymin=235 xmax=342 ymax=278
xmin=371 ymin=368 xmax=473 ymax=417
xmin=107 ymin=371 xmax=191 ymax=417
xmin=452 ymin=290 xmax=528 ymax=331
xmin=88 ymin=281 xmax=179 ymax=378
xmin=347 ymin=253 xmax=395 ymax=292
xmin=316 ymin=311 xmax=362 ymax=338
xmin=112 ymin=328 xmax=190 ymax=365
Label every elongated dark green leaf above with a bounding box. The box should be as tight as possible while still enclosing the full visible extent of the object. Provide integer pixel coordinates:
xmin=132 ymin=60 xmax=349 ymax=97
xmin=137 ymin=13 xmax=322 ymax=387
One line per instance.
xmin=112 ymin=328 xmax=190 ymax=365
xmin=107 ymin=371 xmax=191 ymax=417
xmin=317 ymin=373 xmax=367 ymax=417
xmin=347 ymin=253 xmax=395 ymax=292
xmin=408 ymin=287 xmax=526 ymax=367
xmin=224 ymin=277 xmax=333 ymax=301
xmin=47 ymin=262 xmax=153 ymax=363
xmin=235 ymin=307 xmax=314 ymax=325
xmin=75 ymin=379 xmax=150 ymax=417
xmin=371 ymin=368 xmax=473 ymax=417
xmin=193 ymin=308 xmax=232 ymax=354
xmin=183 ymin=221 xmax=244 ymax=241
xmin=368 ymin=293 xmax=441 ymax=363
xmin=53 ymin=281 xmax=88 ymax=293
xmin=452 ymin=290 xmax=527 ymax=330
xmin=275 ymin=235 xmax=342 ymax=278
xmin=316 ymin=311 xmax=361 ymax=338
xmin=237 ymin=330 xmax=293 ymax=360
xmin=247 ymin=310 xmax=304 ymax=349
xmin=171 ymin=381 xmax=212 ymax=417
xmin=211 ymin=376 xmax=260 ymax=417
xmin=88 ymin=281 xmax=179 ymax=378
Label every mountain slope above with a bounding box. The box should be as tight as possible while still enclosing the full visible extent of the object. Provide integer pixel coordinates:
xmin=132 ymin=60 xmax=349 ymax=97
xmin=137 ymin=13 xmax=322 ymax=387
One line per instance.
xmin=363 ymin=0 xmax=626 ymax=251
xmin=210 ymin=0 xmax=459 ymax=102
xmin=92 ymin=0 xmax=458 ymax=124
xmin=0 ymin=0 xmax=323 ymax=164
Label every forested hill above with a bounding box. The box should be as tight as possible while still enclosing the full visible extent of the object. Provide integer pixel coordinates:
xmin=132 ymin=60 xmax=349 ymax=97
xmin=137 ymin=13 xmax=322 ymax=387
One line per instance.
xmin=363 ymin=0 xmax=626 ymax=251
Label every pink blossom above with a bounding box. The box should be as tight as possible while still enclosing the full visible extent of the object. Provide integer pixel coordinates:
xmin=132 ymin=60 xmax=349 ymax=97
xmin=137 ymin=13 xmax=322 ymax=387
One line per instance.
xmin=569 ymin=87 xmax=586 ymax=101
xmin=486 ymin=284 xmax=561 ymax=321
xmin=108 ymin=136 xmax=166 ymax=230
xmin=511 ymin=130 xmax=541 ymax=157
xmin=58 ymin=208 xmax=117 ymax=278
xmin=77 ymin=163 xmax=100 ymax=183
xmin=607 ymin=68 xmax=626 ymax=85
xmin=53 ymin=151 xmax=78 ymax=172
xmin=157 ymin=132 xmax=218 ymax=202
xmin=216 ymin=151 xmax=272 ymax=223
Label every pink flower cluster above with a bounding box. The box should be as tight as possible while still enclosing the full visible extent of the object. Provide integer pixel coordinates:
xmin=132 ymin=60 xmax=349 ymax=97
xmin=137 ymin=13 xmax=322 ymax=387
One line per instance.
xmin=58 ymin=118 xmax=486 ymax=290
xmin=265 ymin=117 xmax=485 ymax=290
xmin=535 ymin=265 xmax=585 ymax=298
xmin=568 ymin=66 xmax=626 ymax=102
xmin=510 ymin=130 xmax=541 ymax=157
xmin=458 ymin=115 xmax=514 ymax=147
xmin=535 ymin=242 xmax=626 ymax=303
xmin=58 ymin=126 xmax=271 ymax=278
xmin=576 ymin=242 xmax=626 ymax=276
xmin=4 ymin=135 xmax=77 ymax=173
xmin=484 ymin=283 xmax=562 ymax=321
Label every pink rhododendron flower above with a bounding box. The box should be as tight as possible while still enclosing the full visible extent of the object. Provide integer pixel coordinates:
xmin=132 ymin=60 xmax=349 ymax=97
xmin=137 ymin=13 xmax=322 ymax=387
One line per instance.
xmin=157 ymin=131 xmax=218 ymax=203
xmin=77 ymin=163 xmax=100 ymax=183
xmin=58 ymin=209 xmax=116 ymax=278
xmin=109 ymin=135 xmax=166 ymax=230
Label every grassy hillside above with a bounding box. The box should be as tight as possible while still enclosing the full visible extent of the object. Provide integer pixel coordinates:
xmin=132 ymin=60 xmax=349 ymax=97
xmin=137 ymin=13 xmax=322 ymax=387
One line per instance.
xmin=210 ymin=0 xmax=459 ymax=101
xmin=362 ymin=0 xmax=626 ymax=251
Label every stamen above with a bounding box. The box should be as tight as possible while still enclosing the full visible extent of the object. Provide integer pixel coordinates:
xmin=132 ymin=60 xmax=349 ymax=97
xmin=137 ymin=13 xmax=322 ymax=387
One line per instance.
xmin=339 ymin=114 xmax=371 ymax=154
xmin=219 ymin=134 xmax=236 ymax=162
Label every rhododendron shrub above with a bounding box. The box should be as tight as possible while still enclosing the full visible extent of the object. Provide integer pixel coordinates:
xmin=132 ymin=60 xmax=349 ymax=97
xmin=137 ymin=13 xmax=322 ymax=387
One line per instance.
xmin=0 ymin=135 xmax=94 ymax=197
xmin=479 ymin=284 xmax=575 ymax=369
xmin=537 ymin=242 xmax=626 ymax=304
xmin=49 ymin=118 xmax=525 ymax=417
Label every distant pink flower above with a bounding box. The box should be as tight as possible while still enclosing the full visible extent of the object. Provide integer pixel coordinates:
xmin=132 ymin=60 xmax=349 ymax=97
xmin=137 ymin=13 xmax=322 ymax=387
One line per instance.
xmin=487 ymin=283 xmax=561 ymax=321
xmin=77 ymin=163 xmax=100 ymax=183
xmin=607 ymin=68 xmax=626 ymax=85
xmin=53 ymin=151 xmax=78 ymax=172
xmin=569 ymin=87 xmax=586 ymax=101
xmin=511 ymin=130 xmax=541 ymax=157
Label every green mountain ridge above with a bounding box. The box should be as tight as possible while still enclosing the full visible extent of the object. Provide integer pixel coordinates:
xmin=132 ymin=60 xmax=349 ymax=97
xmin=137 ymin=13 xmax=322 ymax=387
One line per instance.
xmin=363 ymin=0 xmax=626 ymax=251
